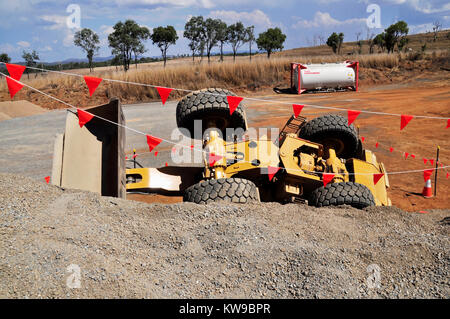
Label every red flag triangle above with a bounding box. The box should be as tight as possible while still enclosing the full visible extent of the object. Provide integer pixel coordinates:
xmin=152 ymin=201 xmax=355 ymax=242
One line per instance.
xmin=208 ymin=153 xmax=223 ymax=166
xmin=423 ymin=158 xmax=428 ymax=164
xmin=446 ymin=119 xmax=450 ymax=129
xmin=429 ymin=159 xmax=434 ymax=166
xmin=404 ymin=152 xmax=409 ymax=159
xmin=293 ymin=104 xmax=304 ymax=118
xmin=389 ymin=147 xmax=394 ymax=153
xmin=411 ymin=154 xmax=415 ymax=159
xmin=400 ymin=114 xmax=413 ymax=130
xmin=154 ymin=151 xmax=158 ymax=157
xmin=156 ymin=87 xmax=172 ymax=105
xmin=146 ymin=135 xmax=162 ymax=152
xmin=375 ymin=142 xmax=379 ymax=148
xmin=373 ymin=173 xmax=384 ymax=185
xmin=6 ymin=63 xmax=26 ymax=80
xmin=267 ymin=166 xmax=280 ymax=181
xmin=227 ymin=96 xmax=243 ymax=115
xmin=423 ymin=169 xmax=433 ymax=182
xmin=361 ymin=136 xmax=365 ymax=142
xmin=6 ymin=77 xmax=24 ymax=99
xmin=77 ymin=108 xmax=94 ymax=128
xmin=44 ymin=176 xmax=50 ymax=184
xmin=84 ymin=76 xmax=103 ymax=97
xmin=322 ymin=173 xmax=335 ymax=187
xmin=447 ymin=172 xmax=449 ymax=179
xmin=347 ymin=109 xmax=361 ymax=125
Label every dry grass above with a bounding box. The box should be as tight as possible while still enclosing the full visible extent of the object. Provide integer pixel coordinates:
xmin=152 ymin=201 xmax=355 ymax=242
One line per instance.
xmin=0 ymin=49 xmax=448 ymax=109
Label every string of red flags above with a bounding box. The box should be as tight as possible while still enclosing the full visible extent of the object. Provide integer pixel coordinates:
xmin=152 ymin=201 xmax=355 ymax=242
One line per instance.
xmin=347 ymin=110 xmax=361 ymax=125
xmin=323 ymin=173 xmax=335 ymax=187
xmin=156 ymin=87 xmax=172 ymax=105
xmin=84 ymin=76 xmax=103 ymax=97
xmin=227 ymin=96 xmax=243 ymax=115
xmin=77 ymin=108 xmax=94 ymax=128
xmin=267 ymin=166 xmax=281 ymax=181
xmin=293 ymin=104 xmax=304 ymax=118
xmin=208 ymin=153 xmax=223 ymax=166
xmin=146 ymin=135 xmax=162 ymax=153
xmin=373 ymin=173 xmax=384 ymax=185
xmin=400 ymin=114 xmax=414 ymax=130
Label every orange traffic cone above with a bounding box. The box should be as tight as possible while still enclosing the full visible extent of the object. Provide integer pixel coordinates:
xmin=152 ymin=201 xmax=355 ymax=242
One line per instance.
xmin=422 ymin=178 xmax=433 ymax=198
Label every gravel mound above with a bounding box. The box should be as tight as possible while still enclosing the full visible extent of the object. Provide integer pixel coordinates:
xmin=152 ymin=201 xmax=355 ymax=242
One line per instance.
xmin=0 ymin=173 xmax=448 ymax=299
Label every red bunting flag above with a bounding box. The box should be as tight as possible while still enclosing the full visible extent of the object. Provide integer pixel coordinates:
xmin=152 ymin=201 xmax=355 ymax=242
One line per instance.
xmin=429 ymin=159 xmax=434 ymax=166
xmin=389 ymin=147 xmax=394 ymax=153
xmin=411 ymin=154 xmax=416 ymax=159
xmin=146 ymin=135 xmax=162 ymax=152
xmin=165 ymin=162 xmax=168 ymax=167
xmin=156 ymin=87 xmax=172 ymax=105
xmin=208 ymin=153 xmax=223 ymax=166
xmin=423 ymin=158 xmax=428 ymax=164
xmin=404 ymin=152 xmax=409 ymax=159
xmin=375 ymin=142 xmax=379 ymax=148
xmin=6 ymin=63 xmax=26 ymax=80
xmin=190 ymin=145 xmax=194 ymax=149
xmin=84 ymin=76 xmax=103 ymax=97
xmin=44 ymin=176 xmax=50 ymax=184
xmin=400 ymin=114 xmax=413 ymax=130
xmin=322 ymin=173 xmax=335 ymax=187
xmin=267 ymin=166 xmax=281 ymax=181
xmin=227 ymin=96 xmax=243 ymax=115
xmin=132 ymin=154 xmax=138 ymax=159
xmin=6 ymin=77 xmax=24 ymax=99
xmin=77 ymin=108 xmax=94 ymax=128
xmin=446 ymin=119 xmax=450 ymax=129
xmin=154 ymin=151 xmax=158 ymax=157
xmin=293 ymin=104 xmax=304 ymax=118
xmin=347 ymin=110 xmax=361 ymax=125
xmin=423 ymin=169 xmax=433 ymax=182
xmin=447 ymin=172 xmax=449 ymax=179
xmin=373 ymin=173 xmax=384 ymax=185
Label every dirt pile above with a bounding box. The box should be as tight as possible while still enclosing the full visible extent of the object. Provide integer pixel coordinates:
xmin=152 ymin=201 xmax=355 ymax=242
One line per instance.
xmin=0 ymin=100 xmax=46 ymax=122
xmin=1 ymin=173 xmax=448 ymax=298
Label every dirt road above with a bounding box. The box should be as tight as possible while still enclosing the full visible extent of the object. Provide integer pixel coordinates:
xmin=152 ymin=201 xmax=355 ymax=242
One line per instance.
xmin=0 ymin=173 xmax=448 ymax=298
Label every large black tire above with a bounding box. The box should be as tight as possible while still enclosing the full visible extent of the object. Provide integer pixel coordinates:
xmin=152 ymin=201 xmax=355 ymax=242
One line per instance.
xmin=183 ymin=178 xmax=259 ymax=204
xmin=309 ymin=182 xmax=375 ymax=209
xmin=176 ymin=88 xmax=248 ymax=140
xmin=299 ymin=114 xmax=359 ymax=159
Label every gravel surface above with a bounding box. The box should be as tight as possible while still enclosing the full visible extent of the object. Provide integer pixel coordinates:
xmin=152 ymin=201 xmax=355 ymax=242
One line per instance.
xmin=0 ymin=173 xmax=448 ymax=299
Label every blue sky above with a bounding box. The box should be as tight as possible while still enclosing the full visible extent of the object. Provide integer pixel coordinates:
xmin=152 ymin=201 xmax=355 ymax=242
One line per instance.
xmin=0 ymin=0 xmax=449 ymax=62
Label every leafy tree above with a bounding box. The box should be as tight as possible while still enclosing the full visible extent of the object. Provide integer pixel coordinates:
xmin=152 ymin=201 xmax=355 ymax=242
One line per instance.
xmin=0 ymin=53 xmax=11 ymax=63
xmin=245 ymin=26 xmax=255 ymax=60
xmin=216 ymin=20 xmax=228 ymax=62
xmin=384 ymin=21 xmax=408 ymax=53
xmin=256 ymin=27 xmax=286 ymax=58
xmin=151 ymin=25 xmax=178 ymax=67
xmin=22 ymin=50 xmax=39 ymax=79
xmin=432 ymin=21 xmax=441 ymax=42
xmin=203 ymin=18 xmax=222 ymax=63
xmin=326 ymin=32 xmax=340 ymax=53
xmin=227 ymin=22 xmax=247 ymax=61
xmin=74 ymin=28 xmax=100 ymax=72
xmin=373 ymin=32 xmax=386 ymax=52
xmin=108 ymin=20 xmax=150 ymax=71
xmin=184 ymin=16 xmax=205 ymax=62
xmin=338 ymin=32 xmax=344 ymax=54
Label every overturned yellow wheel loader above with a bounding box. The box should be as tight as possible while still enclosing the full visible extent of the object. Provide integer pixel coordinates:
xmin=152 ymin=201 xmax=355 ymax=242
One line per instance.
xmin=52 ymin=89 xmax=391 ymax=209
xmin=126 ymin=88 xmax=391 ymax=209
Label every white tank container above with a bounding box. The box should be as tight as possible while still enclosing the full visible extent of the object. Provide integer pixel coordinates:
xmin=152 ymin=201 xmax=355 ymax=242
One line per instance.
xmin=291 ymin=61 xmax=359 ymax=94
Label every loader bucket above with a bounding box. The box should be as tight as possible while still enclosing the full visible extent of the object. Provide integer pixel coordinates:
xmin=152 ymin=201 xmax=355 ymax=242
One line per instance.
xmin=51 ymin=98 xmax=126 ymax=198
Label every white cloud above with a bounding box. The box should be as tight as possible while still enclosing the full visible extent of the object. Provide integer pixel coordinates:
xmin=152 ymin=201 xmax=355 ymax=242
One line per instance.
xmin=409 ymin=22 xmax=433 ymax=34
xmin=63 ymin=31 xmax=75 ymax=47
xmin=114 ymin=0 xmax=214 ymax=8
xmin=292 ymin=11 xmax=366 ymax=29
xmin=408 ymin=0 xmax=450 ymax=14
xmin=0 ymin=43 xmax=17 ymax=54
xmin=100 ymin=25 xmax=114 ymax=36
xmin=209 ymin=9 xmax=273 ymax=28
xmin=39 ymin=15 xmax=67 ymax=30
xmin=17 ymin=41 xmax=30 ymax=48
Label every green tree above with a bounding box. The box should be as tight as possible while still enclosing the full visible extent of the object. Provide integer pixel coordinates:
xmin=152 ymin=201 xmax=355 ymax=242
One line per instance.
xmin=74 ymin=28 xmax=100 ymax=72
xmin=384 ymin=21 xmax=408 ymax=53
xmin=151 ymin=25 xmax=178 ymax=67
xmin=373 ymin=32 xmax=386 ymax=52
xmin=227 ymin=22 xmax=247 ymax=61
xmin=256 ymin=27 xmax=286 ymax=58
xmin=326 ymin=32 xmax=340 ymax=53
xmin=131 ymin=26 xmax=150 ymax=68
xmin=204 ymin=18 xmax=222 ymax=63
xmin=0 ymin=53 xmax=11 ymax=63
xmin=245 ymin=26 xmax=255 ymax=61
xmin=338 ymin=32 xmax=344 ymax=54
xmin=184 ymin=16 xmax=205 ymax=62
xmin=216 ymin=20 xmax=228 ymax=62
xmin=108 ymin=20 xmax=149 ymax=71
xmin=22 ymin=50 xmax=39 ymax=79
